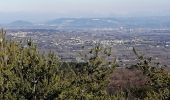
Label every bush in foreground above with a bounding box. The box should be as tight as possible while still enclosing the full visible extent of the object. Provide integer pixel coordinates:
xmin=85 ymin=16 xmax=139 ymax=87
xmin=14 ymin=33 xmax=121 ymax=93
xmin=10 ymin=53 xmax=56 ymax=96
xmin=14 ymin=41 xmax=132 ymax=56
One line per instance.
xmin=0 ymin=29 xmax=117 ymax=99
xmin=0 ymin=29 xmax=169 ymax=100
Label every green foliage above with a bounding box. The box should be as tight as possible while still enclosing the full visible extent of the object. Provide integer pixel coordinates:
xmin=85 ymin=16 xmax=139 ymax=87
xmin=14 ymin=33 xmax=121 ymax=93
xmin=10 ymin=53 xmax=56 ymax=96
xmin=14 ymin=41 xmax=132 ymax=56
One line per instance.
xmin=131 ymin=47 xmax=170 ymax=100
xmin=0 ymin=30 xmax=119 ymax=99
xmin=59 ymin=44 xmax=116 ymax=99
xmin=0 ymin=29 xmax=63 ymax=99
xmin=1 ymin=29 xmax=169 ymax=100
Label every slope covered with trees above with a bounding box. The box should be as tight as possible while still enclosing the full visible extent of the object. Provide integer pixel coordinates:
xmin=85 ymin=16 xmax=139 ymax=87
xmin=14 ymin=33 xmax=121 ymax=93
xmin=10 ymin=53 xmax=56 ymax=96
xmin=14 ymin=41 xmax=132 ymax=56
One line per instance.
xmin=0 ymin=29 xmax=169 ymax=100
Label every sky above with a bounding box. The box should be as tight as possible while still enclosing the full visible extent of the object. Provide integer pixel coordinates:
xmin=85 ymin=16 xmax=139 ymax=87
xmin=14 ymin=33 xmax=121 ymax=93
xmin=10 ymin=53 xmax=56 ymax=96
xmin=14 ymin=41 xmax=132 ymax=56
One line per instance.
xmin=0 ymin=0 xmax=170 ymax=23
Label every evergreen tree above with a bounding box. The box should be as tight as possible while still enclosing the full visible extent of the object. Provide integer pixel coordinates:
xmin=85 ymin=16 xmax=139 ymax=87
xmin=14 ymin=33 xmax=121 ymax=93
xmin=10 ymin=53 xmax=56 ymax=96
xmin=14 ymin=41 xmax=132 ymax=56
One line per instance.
xmin=0 ymin=30 xmax=118 ymax=99
xmin=1 ymin=29 xmax=169 ymax=100
xmin=59 ymin=44 xmax=116 ymax=99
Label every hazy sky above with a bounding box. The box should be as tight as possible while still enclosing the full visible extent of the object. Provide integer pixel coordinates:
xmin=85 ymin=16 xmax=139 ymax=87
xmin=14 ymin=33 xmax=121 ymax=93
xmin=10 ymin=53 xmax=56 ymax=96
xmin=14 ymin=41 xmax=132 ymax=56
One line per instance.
xmin=0 ymin=0 xmax=170 ymax=23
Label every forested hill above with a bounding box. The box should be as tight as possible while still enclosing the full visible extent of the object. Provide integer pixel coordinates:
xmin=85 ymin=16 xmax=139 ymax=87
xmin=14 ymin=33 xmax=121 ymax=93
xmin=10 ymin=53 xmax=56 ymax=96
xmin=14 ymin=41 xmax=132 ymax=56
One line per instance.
xmin=0 ymin=29 xmax=170 ymax=99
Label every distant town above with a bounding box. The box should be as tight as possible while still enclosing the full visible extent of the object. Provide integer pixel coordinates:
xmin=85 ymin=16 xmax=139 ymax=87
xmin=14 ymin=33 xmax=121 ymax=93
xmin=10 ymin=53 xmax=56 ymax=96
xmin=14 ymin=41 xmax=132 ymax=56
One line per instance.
xmin=0 ymin=17 xmax=169 ymax=66
xmin=5 ymin=26 xmax=170 ymax=67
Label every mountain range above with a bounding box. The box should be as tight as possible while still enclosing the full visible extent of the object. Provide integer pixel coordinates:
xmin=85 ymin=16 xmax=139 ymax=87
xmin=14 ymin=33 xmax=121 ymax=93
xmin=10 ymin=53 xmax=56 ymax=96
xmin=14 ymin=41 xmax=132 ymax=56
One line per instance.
xmin=2 ymin=17 xmax=170 ymax=29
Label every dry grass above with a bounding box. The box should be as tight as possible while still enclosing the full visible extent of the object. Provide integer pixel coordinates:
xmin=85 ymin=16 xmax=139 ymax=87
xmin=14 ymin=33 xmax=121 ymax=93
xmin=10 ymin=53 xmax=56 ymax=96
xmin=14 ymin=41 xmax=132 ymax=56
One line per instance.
xmin=107 ymin=68 xmax=149 ymax=95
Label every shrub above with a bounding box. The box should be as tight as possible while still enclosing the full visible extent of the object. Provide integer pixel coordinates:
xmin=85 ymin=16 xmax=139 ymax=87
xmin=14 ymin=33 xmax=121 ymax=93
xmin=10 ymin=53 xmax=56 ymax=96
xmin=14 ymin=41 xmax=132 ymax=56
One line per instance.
xmin=0 ymin=30 xmax=118 ymax=99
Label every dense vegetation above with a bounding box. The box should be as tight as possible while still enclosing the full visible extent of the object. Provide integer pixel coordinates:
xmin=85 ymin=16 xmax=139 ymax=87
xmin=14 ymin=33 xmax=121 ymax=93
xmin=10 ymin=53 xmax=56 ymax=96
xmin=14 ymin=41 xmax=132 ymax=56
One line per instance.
xmin=0 ymin=29 xmax=169 ymax=100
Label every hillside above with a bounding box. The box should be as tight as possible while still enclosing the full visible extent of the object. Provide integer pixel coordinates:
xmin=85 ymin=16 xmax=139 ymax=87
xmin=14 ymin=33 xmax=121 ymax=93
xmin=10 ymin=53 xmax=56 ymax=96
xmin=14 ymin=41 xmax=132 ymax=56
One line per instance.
xmin=2 ymin=17 xmax=170 ymax=29
xmin=0 ymin=29 xmax=170 ymax=99
xmin=8 ymin=20 xmax=33 ymax=26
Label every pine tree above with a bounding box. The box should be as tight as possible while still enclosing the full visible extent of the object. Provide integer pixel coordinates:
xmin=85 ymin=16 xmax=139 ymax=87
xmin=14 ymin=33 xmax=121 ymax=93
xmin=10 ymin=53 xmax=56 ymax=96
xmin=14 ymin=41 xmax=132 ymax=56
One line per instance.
xmin=59 ymin=44 xmax=116 ymax=99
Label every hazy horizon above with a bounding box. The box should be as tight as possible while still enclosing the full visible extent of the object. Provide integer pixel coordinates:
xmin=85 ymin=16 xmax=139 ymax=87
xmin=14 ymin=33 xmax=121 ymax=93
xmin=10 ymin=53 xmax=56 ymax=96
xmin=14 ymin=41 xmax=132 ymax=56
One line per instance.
xmin=0 ymin=0 xmax=170 ymax=23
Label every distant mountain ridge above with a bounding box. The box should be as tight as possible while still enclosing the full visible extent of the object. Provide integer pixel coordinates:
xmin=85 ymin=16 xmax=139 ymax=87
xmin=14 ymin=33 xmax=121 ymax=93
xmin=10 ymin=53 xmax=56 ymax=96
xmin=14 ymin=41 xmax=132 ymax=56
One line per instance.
xmin=46 ymin=18 xmax=121 ymax=28
xmin=8 ymin=20 xmax=33 ymax=26
xmin=2 ymin=17 xmax=170 ymax=29
xmin=45 ymin=17 xmax=170 ymax=28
